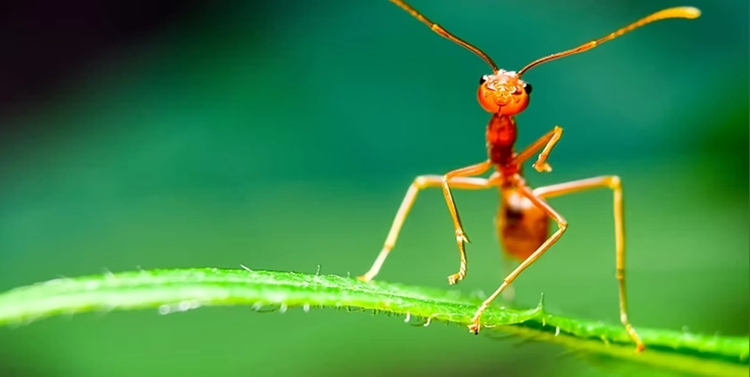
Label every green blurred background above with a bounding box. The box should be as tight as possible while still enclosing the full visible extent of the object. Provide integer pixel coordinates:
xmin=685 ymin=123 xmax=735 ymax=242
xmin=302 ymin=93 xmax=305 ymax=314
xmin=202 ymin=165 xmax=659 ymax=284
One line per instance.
xmin=0 ymin=1 xmax=747 ymax=376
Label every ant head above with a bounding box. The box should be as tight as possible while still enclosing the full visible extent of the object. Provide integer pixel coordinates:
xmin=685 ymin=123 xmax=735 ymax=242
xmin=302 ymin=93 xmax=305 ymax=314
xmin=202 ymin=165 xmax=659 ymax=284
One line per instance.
xmin=390 ymin=0 xmax=700 ymax=116
xmin=477 ymin=70 xmax=531 ymax=115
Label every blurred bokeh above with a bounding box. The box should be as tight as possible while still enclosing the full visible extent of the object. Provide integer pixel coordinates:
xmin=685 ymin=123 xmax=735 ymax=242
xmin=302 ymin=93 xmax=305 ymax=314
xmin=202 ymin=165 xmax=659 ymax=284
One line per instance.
xmin=0 ymin=1 xmax=747 ymax=376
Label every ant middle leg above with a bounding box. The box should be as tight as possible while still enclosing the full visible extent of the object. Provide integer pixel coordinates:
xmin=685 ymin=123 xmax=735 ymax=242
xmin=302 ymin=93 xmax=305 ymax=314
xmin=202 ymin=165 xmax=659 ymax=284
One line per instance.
xmin=358 ymin=172 xmax=497 ymax=283
xmin=441 ymin=160 xmax=494 ymax=284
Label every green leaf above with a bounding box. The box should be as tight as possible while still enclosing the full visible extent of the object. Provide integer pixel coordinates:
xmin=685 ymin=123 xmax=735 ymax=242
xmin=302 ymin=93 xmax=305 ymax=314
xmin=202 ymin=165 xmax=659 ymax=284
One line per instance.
xmin=0 ymin=268 xmax=746 ymax=376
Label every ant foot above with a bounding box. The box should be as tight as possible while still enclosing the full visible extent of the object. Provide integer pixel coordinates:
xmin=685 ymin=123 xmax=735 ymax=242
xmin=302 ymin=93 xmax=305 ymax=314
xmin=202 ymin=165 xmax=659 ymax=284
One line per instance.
xmin=447 ymin=272 xmax=465 ymax=285
xmin=468 ymin=319 xmax=481 ymax=334
xmin=356 ymin=274 xmax=373 ymax=283
xmin=532 ymin=160 xmax=552 ymax=173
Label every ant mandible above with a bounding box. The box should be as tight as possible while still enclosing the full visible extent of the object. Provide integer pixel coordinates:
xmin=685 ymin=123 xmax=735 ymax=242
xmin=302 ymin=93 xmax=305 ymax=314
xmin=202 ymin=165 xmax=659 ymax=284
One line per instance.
xmin=357 ymin=0 xmax=700 ymax=352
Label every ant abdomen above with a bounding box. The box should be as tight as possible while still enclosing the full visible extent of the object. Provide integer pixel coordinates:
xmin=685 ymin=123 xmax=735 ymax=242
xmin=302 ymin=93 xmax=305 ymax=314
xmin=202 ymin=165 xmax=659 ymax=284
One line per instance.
xmin=497 ymin=190 xmax=550 ymax=261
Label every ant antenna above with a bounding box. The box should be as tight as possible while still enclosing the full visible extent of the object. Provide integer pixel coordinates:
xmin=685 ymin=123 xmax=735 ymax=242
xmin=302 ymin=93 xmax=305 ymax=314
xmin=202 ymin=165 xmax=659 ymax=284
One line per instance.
xmin=390 ymin=0 xmax=499 ymax=72
xmin=518 ymin=7 xmax=701 ymax=76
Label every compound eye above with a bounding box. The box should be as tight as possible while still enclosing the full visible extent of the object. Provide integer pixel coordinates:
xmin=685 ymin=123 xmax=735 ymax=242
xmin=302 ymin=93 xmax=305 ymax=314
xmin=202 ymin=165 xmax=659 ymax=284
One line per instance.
xmin=524 ymin=83 xmax=533 ymax=94
xmin=479 ymin=75 xmax=487 ymax=85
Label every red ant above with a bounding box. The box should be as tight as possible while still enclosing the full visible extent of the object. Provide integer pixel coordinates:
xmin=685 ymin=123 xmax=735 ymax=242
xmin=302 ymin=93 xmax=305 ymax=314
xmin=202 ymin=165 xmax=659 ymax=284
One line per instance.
xmin=357 ymin=0 xmax=700 ymax=352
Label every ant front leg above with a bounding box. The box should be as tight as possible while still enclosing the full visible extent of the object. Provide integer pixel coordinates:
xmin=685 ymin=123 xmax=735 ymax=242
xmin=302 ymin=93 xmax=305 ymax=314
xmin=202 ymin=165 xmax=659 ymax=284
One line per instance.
xmin=358 ymin=171 xmax=497 ymax=283
xmin=441 ymin=160 xmax=494 ymax=285
xmin=512 ymin=125 xmax=563 ymax=173
xmin=533 ymin=175 xmax=645 ymax=352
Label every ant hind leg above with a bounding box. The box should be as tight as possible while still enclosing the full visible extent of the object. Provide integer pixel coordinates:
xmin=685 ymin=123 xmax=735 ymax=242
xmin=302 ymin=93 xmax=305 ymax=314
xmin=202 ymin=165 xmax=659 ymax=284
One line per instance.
xmin=533 ymin=175 xmax=645 ymax=352
xmin=469 ymin=184 xmax=568 ymax=334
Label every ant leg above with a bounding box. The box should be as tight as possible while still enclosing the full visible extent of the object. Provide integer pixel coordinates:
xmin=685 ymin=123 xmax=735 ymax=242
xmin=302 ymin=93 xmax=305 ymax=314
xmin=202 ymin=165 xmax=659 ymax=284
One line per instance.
xmin=511 ymin=126 xmax=563 ymax=173
xmin=500 ymin=254 xmax=517 ymax=303
xmin=469 ymin=184 xmax=567 ymax=334
xmin=442 ymin=161 xmax=494 ymax=284
xmin=533 ymin=175 xmax=645 ymax=352
xmin=358 ymin=174 xmax=496 ymax=283
xmin=492 ymin=215 xmax=518 ymax=303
